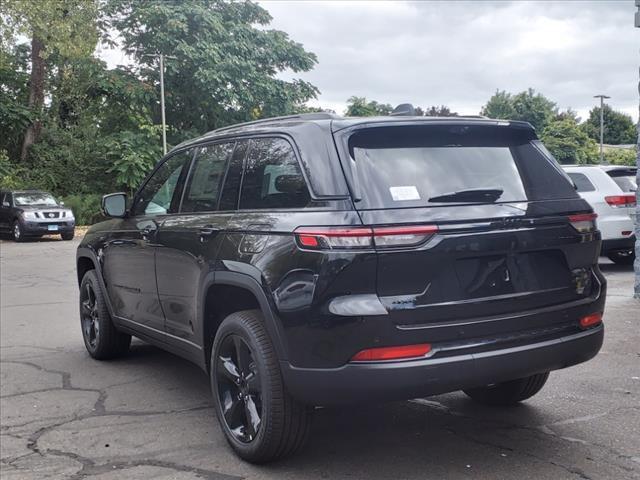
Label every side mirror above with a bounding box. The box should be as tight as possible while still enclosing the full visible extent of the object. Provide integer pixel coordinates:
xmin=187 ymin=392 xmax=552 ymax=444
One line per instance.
xmin=102 ymin=193 xmax=128 ymax=218
xmin=59 ymin=201 xmax=65 ymax=206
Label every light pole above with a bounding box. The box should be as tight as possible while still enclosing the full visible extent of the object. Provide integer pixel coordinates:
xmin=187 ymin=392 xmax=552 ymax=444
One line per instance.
xmin=143 ymin=53 xmax=177 ymax=155
xmin=593 ymin=94 xmax=610 ymax=164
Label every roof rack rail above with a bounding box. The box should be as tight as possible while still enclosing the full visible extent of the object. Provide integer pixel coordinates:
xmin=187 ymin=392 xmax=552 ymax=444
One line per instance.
xmin=214 ymin=112 xmax=340 ymax=134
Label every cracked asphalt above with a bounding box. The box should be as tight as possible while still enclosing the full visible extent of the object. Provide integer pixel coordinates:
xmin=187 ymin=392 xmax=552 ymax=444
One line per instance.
xmin=1 ymin=237 xmax=639 ymax=480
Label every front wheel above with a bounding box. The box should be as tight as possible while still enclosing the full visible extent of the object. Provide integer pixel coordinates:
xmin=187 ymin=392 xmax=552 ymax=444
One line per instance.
xmin=211 ymin=310 xmax=312 ymax=463
xmin=80 ymin=270 xmax=131 ymax=359
xmin=61 ymin=230 xmax=75 ymax=241
xmin=12 ymin=220 xmax=25 ymax=242
xmin=463 ymin=372 xmax=549 ymax=406
xmin=607 ymin=250 xmax=634 ymax=266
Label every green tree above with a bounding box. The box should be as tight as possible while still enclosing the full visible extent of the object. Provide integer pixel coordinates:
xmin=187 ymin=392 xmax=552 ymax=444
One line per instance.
xmin=0 ymin=0 xmax=99 ymax=161
xmin=105 ymin=0 xmax=318 ymax=141
xmin=480 ymin=90 xmax=515 ymax=120
xmin=581 ymin=105 xmax=636 ymax=145
xmin=481 ymin=88 xmax=557 ymax=132
xmin=423 ymin=105 xmax=458 ymax=117
xmin=603 ymin=147 xmax=637 ymax=166
xmin=345 ymin=96 xmax=393 ymax=116
xmin=540 ymin=118 xmax=598 ymax=165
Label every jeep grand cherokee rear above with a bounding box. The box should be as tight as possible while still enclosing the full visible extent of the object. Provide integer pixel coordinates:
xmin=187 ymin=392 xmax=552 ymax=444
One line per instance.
xmin=281 ymin=120 xmax=605 ymax=407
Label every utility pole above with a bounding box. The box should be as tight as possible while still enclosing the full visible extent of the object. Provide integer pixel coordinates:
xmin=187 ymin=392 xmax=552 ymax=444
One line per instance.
xmin=143 ymin=53 xmax=177 ymax=155
xmin=593 ymin=94 xmax=610 ymax=164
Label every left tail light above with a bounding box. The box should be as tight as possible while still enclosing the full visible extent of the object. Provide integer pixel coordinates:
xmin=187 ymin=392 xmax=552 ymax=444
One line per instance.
xmin=568 ymin=213 xmax=597 ymax=233
xmin=605 ymin=195 xmax=636 ymax=208
xmin=295 ymin=225 xmax=438 ymax=250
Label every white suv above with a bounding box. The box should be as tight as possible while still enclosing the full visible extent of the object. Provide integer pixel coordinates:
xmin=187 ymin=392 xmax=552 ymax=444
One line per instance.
xmin=563 ymin=165 xmax=637 ymax=265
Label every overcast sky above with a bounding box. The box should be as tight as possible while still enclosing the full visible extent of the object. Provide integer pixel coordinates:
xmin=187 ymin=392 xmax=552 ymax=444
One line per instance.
xmin=99 ymin=1 xmax=639 ymax=121
xmin=259 ymin=0 xmax=638 ymax=121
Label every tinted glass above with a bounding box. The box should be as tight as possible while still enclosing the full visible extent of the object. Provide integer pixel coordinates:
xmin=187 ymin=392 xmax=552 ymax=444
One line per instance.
xmin=348 ymin=126 xmax=531 ymax=209
xmin=134 ymin=151 xmax=191 ymax=216
xmin=181 ymin=143 xmax=235 ymax=212
xmin=219 ymin=140 xmax=249 ymax=211
xmin=610 ymin=176 xmax=637 ymax=192
xmin=566 ymin=172 xmax=596 ymax=192
xmin=240 ymin=138 xmax=310 ymax=210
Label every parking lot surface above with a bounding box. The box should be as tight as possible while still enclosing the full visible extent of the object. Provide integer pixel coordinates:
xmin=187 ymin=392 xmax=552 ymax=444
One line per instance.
xmin=1 ymin=237 xmax=639 ymax=479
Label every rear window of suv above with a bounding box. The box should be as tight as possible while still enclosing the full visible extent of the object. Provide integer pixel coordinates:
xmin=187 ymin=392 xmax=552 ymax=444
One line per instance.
xmin=346 ymin=125 xmax=575 ymax=209
xmin=606 ymin=168 xmax=637 ymax=192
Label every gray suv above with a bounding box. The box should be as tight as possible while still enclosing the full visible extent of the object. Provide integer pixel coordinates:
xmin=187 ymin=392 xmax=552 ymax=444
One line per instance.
xmin=0 ymin=190 xmax=75 ymax=241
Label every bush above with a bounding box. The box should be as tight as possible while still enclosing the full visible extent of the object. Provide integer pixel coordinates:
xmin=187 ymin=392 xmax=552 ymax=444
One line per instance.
xmin=603 ymin=147 xmax=637 ymax=166
xmin=60 ymin=194 xmax=105 ymax=226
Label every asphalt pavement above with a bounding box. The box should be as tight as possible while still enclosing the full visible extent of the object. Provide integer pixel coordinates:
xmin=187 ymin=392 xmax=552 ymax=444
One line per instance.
xmin=1 ymin=237 xmax=639 ymax=479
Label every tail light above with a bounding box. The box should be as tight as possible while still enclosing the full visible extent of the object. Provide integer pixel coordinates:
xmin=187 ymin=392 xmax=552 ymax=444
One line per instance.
xmin=579 ymin=312 xmax=602 ymax=329
xmin=295 ymin=225 xmax=438 ymax=250
xmin=568 ymin=213 xmax=597 ymax=233
xmin=605 ymin=195 xmax=636 ymax=208
xmin=351 ymin=343 xmax=432 ymax=362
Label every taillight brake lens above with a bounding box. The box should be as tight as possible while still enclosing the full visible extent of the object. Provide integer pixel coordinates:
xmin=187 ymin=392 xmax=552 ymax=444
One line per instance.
xmin=295 ymin=225 xmax=438 ymax=250
xmin=351 ymin=343 xmax=432 ymax=362
xmin=568 ymin=213 xmax=597 ymax=233
xmin=579 ymin=312 xmax=602 ymax=329
xmin=605 ymin=195 xmax=636 ymax=208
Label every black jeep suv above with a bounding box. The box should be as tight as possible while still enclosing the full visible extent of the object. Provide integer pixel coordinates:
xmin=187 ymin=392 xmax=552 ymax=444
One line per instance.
xmin=76 ymin=113 xmax=605 ymax=462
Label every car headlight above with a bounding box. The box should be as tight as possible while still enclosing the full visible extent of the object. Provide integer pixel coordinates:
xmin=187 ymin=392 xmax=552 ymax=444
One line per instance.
xmin=65 ymin=209 xmax=75 ymax=220
xmin=21 ymin=211 xmax=37 ymax=219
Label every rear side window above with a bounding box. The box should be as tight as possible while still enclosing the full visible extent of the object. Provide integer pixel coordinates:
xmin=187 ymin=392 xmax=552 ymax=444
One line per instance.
xmin=566 ymin=172 xmax=596 ymax=192
xmin=181 ymin=142 xmax=235 ymax=212
xmin=219 ymin=140 xmax=249 ymax=211
xmin=239 ymin=138 xmax=311 ymax=210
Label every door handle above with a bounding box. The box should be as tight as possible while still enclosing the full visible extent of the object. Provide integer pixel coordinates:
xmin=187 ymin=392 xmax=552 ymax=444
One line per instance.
xmin=199 ymin=225 xmax=219 ymax=241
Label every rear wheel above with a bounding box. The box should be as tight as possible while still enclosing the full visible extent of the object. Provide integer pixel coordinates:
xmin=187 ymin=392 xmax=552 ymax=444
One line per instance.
xmin=607 ymin=250 xmax=634 ymax=266
xmin=80 ymin=270 xmax=131 ymax=359
xmin=211 ymin=309 xmax=312 ymax=463
xmin=463 ymin=372 xmax=549 ymax=406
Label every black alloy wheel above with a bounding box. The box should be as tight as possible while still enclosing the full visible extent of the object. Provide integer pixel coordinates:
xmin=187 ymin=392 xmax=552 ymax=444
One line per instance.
xmin=216 ymin=334 xmax=263 ymax=443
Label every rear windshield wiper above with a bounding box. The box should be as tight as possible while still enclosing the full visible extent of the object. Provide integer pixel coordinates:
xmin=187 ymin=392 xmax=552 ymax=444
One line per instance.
xmin=428 ymin=188 xmax=504 ymax=203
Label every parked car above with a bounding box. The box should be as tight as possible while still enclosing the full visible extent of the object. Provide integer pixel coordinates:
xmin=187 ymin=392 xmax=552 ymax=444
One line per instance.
xmin=0 ymin=189 xmax=75 ymax=241
xmin=563 ymin=165 xmax=636 ymax=265
xmin=76 ymin=113 xmax=605 ymax=463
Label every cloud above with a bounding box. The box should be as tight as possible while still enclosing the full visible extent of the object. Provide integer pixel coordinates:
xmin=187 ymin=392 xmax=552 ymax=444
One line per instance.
xmin=260 ymin=0 xmax=639 ymax=121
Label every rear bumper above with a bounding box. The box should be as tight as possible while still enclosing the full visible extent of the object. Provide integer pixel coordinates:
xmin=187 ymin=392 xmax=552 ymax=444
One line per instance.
xmin=601 ymin=235 xmax=635 ymax=254
xmin=281 ymin=324 xmax=603 ymax=406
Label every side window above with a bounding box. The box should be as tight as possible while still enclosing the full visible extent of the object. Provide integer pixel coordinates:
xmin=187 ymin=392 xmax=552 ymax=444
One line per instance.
xmin=133 ymin=150 xmax=191 ymax=216
xmin=567 ymin=172 xmax=596 ymax=192
xmin=239 ymin=138 xmax=311 ymax=210
xmin=181 ymin=142 xmax=235 ymax=213
xmin=219 ymin=140 xmax=249 ymax=211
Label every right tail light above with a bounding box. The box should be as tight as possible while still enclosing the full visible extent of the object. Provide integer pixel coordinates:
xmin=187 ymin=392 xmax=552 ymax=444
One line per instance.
xmin=605 ymin=195 xmax=636 ymax=208
xmin=568 ymin=213 xmax=598 ymax=233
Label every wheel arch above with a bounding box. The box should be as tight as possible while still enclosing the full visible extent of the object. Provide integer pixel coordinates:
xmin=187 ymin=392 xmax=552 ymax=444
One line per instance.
xmin=200 ymin=272 xmax=288 ymax=372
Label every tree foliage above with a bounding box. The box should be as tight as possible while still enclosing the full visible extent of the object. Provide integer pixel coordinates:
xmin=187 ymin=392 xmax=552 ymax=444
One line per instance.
xmin=481 ymin=88 xmax=557 ymax=132
xmin=345 ymin=96 xmax=393 ymax=117
xmin=581 ymin=105 xmax=636 ymax=145
xmin=104 ymin=0 xmax=318 ymax=140
xmin=540 ymin=118 xmax=598 ymax=165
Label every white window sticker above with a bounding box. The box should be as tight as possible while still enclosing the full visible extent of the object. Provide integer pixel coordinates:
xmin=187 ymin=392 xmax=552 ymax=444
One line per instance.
xmin=389 ymin=186 xmax=420 ymax=201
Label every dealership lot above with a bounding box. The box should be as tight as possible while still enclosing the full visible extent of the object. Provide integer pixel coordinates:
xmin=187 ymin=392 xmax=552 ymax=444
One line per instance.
xmin=1 ymin=238 xmax=638 ymax=479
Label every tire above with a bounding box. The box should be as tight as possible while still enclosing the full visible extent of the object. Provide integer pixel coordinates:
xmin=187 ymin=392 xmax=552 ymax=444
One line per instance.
xmin=211 ymin=309 xmax=312 ymax=463
xmin=606 ymin=250 xmax=634 ymax=266
xmin=12 ymin=220 xmax=25 ymax=242
xmin=61 ymin=230 xmax=75 ymax=241
xmin=79 ymin=270 xmax=131 ymax=360
xmin=463 ymin=372 xmax=550 ymax=406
